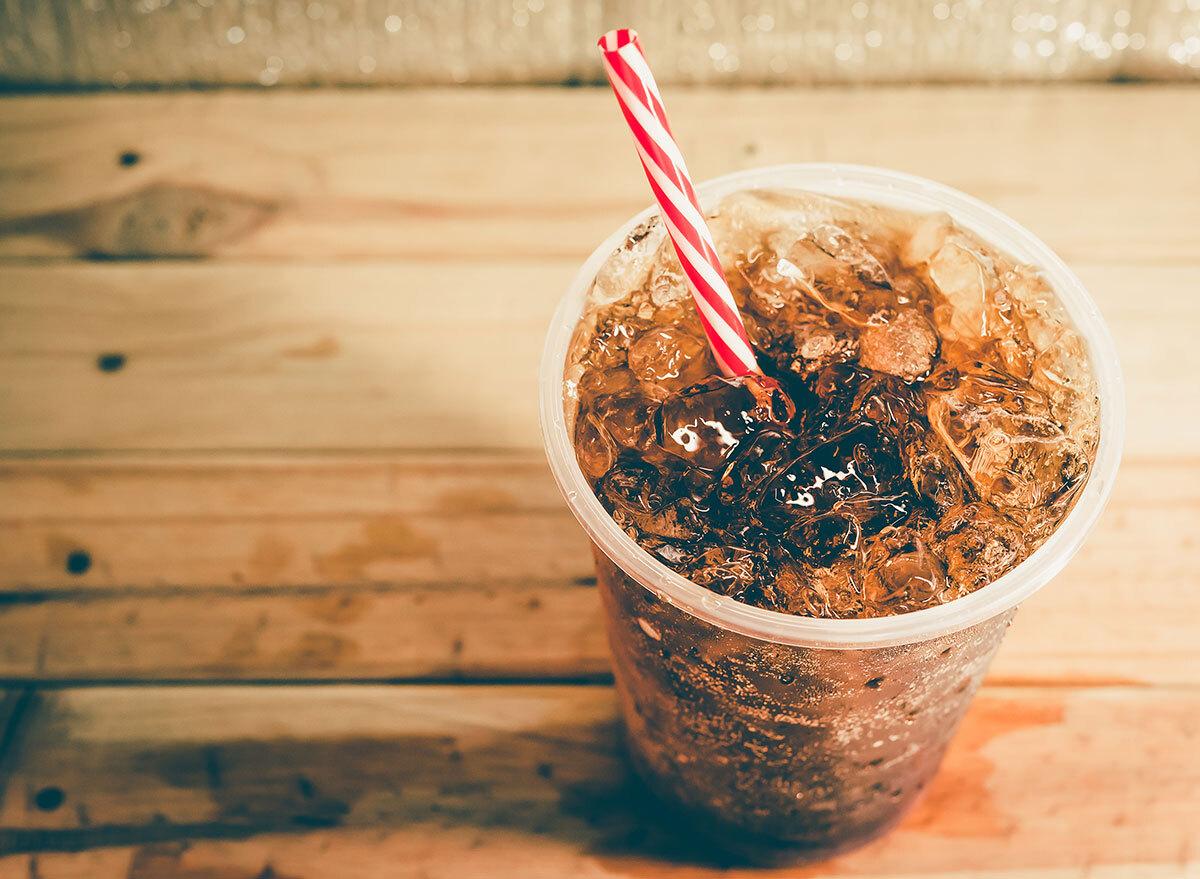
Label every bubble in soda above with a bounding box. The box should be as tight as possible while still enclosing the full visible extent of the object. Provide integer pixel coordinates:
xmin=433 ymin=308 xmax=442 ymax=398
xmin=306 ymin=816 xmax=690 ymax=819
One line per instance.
xmin=567 ymin=190 xmax=1099 ymax=619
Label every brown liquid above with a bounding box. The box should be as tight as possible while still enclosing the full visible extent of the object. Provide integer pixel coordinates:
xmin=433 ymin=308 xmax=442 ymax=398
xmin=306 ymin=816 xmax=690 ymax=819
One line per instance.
xmin=568 ymin=189 xmax=1099 ymax=619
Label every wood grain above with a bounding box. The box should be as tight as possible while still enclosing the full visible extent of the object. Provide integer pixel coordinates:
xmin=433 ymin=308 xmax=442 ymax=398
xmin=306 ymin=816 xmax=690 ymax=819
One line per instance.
xmin=0 ymin=454 xmax=1194 ymax=684
xmin=0 ymin=259 xmax=570 ymax=453
xmin=0 ymin=684 xmax=1196 ymax=874
xmin=1 ymin=88 xmax=1198 ymax=264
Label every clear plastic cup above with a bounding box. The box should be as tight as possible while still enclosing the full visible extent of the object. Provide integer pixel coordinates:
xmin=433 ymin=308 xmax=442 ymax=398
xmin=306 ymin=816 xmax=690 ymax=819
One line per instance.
xmin=539 ymin=164 xmax=1124 ymax=862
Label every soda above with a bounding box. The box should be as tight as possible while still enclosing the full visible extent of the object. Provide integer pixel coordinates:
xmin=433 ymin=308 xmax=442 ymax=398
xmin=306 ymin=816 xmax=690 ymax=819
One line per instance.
xmin=567 ymin=187 xmax=1099 ymax=619
xmin=541 ymin=166 xmax=1121 ymax=862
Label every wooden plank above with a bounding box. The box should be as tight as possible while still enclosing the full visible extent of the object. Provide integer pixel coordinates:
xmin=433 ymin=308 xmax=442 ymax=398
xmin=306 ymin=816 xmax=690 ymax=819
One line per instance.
xmin=0 ymin=259 xmax=571 ymax=453
xmin=0 ymin=455 xmax=1194 ymax=684
xmin=1 ymin=88 xmax=1198 ymax=264
xmin=0 ymin=453 xmax=590 ymax=590
xmin=0 ymin=684 xmax=1196 ymax=875
xmin=0 ymin=260 xmax=1191 ymax=455
xmin=0 ymin=585 xmax=609 ymax=682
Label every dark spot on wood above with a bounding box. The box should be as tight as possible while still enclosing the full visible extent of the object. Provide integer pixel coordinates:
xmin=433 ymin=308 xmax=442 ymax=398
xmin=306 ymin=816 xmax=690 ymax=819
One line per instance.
xmin=118 ymin=150 xmax=140 ymax=167
xmin=281 ymin=632 xmax=359 ymax=669
xmin=941 ymin=647 xmax=953 ymax=656
xmin=871 ymin=782 xmax=885 ymax=792
xmin=537 ymin=762 xmax=554 ymax=779
xmin=34 ymin=787 xmax=64 ymax=811
xmin=186 ymin=206 xmax=207 ymax=236
xmin=743 ymin=141 xmax=759 ymax=156
xmin=574 ymin=576 xmax=598 ymax=587
xmin=303 ymin=591 xmax=368 ymax=625
xmin=96 ymin=352 xmax=126 ymax=372
xmin=527 ymin=596 xmax=542 ymax=610
xmin=451 ymin=637 xmax=464 ymax=656
xmin=289 ymin=813 xmax=341 ymax=828
xmin=865 ymin=677 xmax=885 ymax=689
xmin=204 ymin=747 xmax=222 ymax=790
xmin=312 ymin=516 xmax=435 ymax=580
xmin=448 ymin=748 xmax=462 ymax=763
xmin=867 ymin=757 xmax=883 ymax=767
xmin=296 ymin=776 xmax=315 ymax=799
xmin=256 ymin=867 xmax=277 ymax=879
xmin=65 ymin=551 xmax=90 ymax=575
xmin=439 ymin=780 xmax=491 ymax=796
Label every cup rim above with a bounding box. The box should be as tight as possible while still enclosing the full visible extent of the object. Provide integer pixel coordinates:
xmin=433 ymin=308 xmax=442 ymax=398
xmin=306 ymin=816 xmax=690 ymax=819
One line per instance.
xmin=539 ymin=162 xmax=1125 ymax=649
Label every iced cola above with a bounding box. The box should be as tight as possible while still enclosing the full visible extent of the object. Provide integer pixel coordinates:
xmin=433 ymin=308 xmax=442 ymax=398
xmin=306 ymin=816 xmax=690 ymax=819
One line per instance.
xmin=545 ymin=168 xmax=1115 ymax=861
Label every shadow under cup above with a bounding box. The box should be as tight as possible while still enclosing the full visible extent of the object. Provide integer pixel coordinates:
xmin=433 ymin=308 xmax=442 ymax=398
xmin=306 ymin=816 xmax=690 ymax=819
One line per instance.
xmin=540 ymin=164 xmax=1125 ymax=862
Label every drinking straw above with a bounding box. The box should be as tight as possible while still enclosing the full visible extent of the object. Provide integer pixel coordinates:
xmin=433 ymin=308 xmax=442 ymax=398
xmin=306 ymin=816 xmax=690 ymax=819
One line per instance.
xmin=597 ymin=28 xmax=762 ymax=378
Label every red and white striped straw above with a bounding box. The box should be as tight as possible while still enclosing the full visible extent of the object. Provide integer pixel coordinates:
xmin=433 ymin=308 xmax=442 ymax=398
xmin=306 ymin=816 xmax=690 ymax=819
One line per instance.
xmin=597 ymin=28 xmax=761 ymax=378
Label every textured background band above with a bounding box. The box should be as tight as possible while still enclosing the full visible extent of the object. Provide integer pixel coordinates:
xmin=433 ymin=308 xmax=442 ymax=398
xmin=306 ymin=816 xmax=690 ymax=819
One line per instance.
xmin=1 ymin=0 xmax=1198 ymax=88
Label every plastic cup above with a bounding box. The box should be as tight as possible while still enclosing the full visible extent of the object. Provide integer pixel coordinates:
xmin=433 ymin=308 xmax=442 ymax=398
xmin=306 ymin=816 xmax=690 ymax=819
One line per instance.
xmin=539 ymin=164 xmax=1124 ymax=862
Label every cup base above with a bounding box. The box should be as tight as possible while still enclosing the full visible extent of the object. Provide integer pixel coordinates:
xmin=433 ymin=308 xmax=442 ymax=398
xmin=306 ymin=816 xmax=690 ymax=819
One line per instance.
xmin=622 ymin=732 xmax=922 ymax=868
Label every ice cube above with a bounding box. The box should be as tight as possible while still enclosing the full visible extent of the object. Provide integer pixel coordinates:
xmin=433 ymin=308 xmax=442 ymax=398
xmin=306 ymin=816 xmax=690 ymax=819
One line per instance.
xmin=927 ymin=235 xmax=999 ymax=342
xmin=1005 ymin=268 xmax=1100 ymax=447
xmin=574 ymin=411 xmax=617 ymax=481
xmin=768 ymin=237 xmax=896 ymax=325
xmin=627 ymin=326 xmax=715 ymax=389
xmin=903 ymin=433 xmax=970 ymax=513
xmin=786 ymin=512 xmax=864 ymax=565
xmin=850 ymin=373 xmax=924 ymax=433
xmin=596 ymin=461 xmax=703 ymax=541
xmin=785 ymin=316 xmax=858 ymax=378
xmin=754 ymin=423 xmax=912 ymax=536
xmin=621 ymin=501 xmax=706 ymax=541
xmin=646 ymin=257 xmax=690 ymax=310
xmin=655 ymin=375 xmax=796 ymax=471
xmin=592 ymin=386 xmax=667 ymax=456
xmin=586 ymin=304 xmax=651 ymax=368
xmin=931 ymin=503 xmax=1023 ymax=593
xmin=809 ymin=223 xmax=894 ymax=288
xmin=859 ymin=528 xmax=951 ymax=615
xmin=771 ymin=552 xmax=831 ymax=617
xmin=899 ymin=213 xmax=951 ymax=267
xmin=926 ymin=370 xmax=1089 ymax=515
xmin=717 ymin=428 xmax=796 ymax=506
xmin=591 ymin=218 xmax=667 ymax=308
xmin=578 ymin=365 xmax=636 ymax=399
xmin=687 ymin=545 xmax=769 ymax=600
xmin=857 ymin=309 xmax=938 ymax=382
xmin=596 ymin=460 xmax=667 ymax=515
xmin=802 ymin=365 xmax=920 ymax=439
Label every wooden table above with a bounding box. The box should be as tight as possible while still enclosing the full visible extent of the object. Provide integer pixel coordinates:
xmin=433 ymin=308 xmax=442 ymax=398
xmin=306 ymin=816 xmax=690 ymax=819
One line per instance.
xmin=0 ymin=85 xmax=1197 ymax=877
